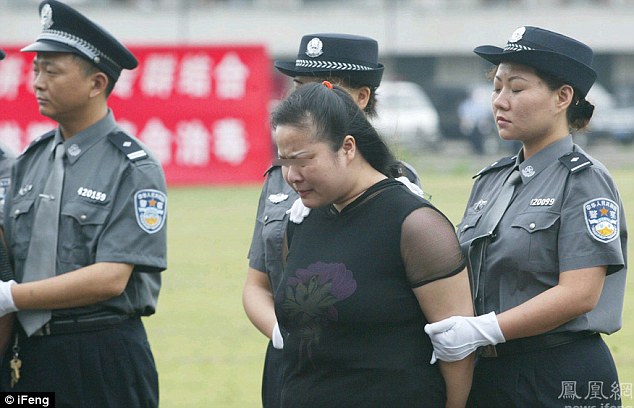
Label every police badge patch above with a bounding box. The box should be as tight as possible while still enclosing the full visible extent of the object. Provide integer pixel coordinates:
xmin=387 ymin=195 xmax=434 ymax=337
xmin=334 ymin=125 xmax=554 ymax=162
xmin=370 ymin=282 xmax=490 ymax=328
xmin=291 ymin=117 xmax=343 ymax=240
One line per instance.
xmin=135 ymin=189 xmax=167 ymax=234
xmin=583 ymin=198 xmax=619 ymax=243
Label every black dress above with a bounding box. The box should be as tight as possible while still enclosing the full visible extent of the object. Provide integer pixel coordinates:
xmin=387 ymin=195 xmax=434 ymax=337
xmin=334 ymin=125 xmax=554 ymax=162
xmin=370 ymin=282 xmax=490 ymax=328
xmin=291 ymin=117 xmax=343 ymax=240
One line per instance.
xmin=275 ymin=178 xmax=465 ymax=408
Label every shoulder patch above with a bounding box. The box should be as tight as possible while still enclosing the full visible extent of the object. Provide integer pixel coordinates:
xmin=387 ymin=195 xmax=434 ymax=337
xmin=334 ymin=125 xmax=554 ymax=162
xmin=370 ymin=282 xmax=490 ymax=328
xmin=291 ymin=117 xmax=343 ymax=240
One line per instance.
xmin=22 ymin=130 xmax=55 ymax=155
xmin=584 ymin=198 xmax=619 ymax=243
xmin=108 ymin=132 xmax=148 ymax=162
xmin=135 ymin=189 xmax=167 ymax=234
xmin=473 ymin=155 xmax=516 ymax=179
xmin=559 ymin=152 xmax=592 ymax=173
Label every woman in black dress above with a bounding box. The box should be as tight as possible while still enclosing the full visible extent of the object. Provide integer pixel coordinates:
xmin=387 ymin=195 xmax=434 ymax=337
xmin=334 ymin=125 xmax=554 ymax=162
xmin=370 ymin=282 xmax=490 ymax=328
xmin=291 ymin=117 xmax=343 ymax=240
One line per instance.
xmin=271 ymin=81 xmax=475 ymax=407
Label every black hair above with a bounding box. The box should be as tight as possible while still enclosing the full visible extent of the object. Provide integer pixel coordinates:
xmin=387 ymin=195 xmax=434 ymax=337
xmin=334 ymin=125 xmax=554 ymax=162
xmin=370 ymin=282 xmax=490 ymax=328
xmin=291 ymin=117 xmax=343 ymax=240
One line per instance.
xmin=271 ymin=82 xmax=397 ymax=177
xmin=536 ymin=69 xmax=594 ymax=131
xmin=71 ymin=54 xmax=116 ymax=97
xmin=487 ymin=65 xmax=594 ymax=131
xmin=297 ymin=74 xmax=379 ymax=118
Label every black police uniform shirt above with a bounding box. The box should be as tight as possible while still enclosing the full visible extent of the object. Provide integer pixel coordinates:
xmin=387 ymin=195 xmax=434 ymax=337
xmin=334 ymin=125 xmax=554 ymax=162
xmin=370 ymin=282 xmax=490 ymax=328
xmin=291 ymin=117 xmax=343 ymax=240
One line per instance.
xmin=458 ymin=135 xmax=627 ymax=334
xmin=4 ymin=111 xmax=167 ymax=319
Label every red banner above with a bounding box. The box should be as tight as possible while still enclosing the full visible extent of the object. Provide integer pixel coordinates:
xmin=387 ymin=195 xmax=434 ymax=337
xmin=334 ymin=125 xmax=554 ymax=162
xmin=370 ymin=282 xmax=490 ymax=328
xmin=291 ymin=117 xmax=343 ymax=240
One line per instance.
xmin=0 ymin=45 xmax=273 ymax=185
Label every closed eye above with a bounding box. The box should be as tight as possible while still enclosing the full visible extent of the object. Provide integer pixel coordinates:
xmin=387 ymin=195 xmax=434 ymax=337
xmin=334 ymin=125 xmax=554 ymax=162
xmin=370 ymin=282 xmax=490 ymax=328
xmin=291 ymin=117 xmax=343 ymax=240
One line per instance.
xmin=273 ymin=158 xmax=311 ymax=167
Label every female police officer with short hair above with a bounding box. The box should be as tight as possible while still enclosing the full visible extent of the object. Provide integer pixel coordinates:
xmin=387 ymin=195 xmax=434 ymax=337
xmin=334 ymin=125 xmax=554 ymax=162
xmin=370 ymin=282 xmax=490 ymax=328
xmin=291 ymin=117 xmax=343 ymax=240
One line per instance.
xmin=425 ymin=26 xmax=627 ymax=407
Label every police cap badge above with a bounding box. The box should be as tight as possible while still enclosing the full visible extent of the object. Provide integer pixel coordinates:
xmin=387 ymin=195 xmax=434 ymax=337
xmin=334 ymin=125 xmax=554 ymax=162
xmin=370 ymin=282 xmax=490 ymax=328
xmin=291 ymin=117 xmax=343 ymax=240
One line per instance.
xmin=274 ymin=33 xmax=384 ymax=87
xmin=21 ymin=0 xmax=137 ymax=81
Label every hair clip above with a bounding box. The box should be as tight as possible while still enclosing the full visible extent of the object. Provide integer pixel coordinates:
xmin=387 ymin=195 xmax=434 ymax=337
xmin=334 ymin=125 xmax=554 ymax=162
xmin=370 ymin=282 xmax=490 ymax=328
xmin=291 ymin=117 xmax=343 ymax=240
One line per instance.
xmin=322 ymin=80 xmax=333 ymax=89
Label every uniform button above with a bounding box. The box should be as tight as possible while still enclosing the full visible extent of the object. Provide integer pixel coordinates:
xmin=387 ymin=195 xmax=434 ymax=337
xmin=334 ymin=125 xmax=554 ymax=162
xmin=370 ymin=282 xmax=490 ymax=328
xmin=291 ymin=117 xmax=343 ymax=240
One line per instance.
xmin=80 ymin=214 xmax=87 ymax=221
xmin=529 ymin=222 xmax=536 ymax=230
xmin=462 ymin=224 xmax=469 ymax=231
xmin=14 ymin=209 xmax=19 ymax=215
xmin=264 ymin=215 xmax=269 ymax=222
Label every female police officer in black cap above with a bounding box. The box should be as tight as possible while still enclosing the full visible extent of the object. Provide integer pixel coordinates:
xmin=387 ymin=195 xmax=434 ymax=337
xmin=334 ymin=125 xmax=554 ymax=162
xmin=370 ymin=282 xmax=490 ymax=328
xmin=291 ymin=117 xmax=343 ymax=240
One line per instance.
xmin=0 ymin=1 xmax=166 ymax=406
xmin=425 ymin=26 xmax=627 ymax=407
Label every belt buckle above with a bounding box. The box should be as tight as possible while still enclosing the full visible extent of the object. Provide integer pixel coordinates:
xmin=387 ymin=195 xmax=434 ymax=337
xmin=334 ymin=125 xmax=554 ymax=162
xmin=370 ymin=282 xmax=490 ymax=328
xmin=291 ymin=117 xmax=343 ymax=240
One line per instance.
xmin=479 ymin=345 xmax=498 ymax=358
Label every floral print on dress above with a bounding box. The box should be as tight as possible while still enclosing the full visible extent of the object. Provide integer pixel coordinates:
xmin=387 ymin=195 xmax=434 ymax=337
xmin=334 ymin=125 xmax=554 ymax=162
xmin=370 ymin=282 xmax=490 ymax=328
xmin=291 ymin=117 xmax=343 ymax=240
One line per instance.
xmin=283 ymin=261 xmax=357 ymax=362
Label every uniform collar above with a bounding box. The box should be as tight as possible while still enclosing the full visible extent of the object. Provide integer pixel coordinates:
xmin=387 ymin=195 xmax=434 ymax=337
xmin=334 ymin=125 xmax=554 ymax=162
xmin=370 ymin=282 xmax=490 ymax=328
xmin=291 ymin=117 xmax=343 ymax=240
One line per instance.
xmin=516 ymin=135 xmax=573 ymax=184
xmin=57 ymin=110 xmax=119 ymax=165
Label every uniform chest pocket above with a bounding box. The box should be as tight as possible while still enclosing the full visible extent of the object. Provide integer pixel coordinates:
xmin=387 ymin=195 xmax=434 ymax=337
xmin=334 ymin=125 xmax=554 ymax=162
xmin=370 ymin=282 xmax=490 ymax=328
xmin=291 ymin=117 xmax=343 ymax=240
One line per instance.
xmin=510 ymin=211 xmax=560 ymax=267
xmin=8 ymin=198 xmax=35 ymax=259
xmin=59 ymin=200 xmax=110 ymax=265
xmin=457 ymin=212 xmax=483 ymax=240
xmin=263 ymin=205 xmax=288 ymax=225
xmin=262 ymin=204 xmax=290 ymax=262
xmin=511 ymin=211 xmax=560 ymax=234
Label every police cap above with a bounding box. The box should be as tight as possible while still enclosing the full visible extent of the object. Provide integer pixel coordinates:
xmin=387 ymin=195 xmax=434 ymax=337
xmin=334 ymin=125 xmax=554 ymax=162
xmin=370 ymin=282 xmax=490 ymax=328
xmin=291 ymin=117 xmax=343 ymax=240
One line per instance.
xmin=21 ymin=0 xmax=137 ymax=81
xmin=474 ymin=26 xmax=596 ymax=97
xmin=275 ymin=33 xmax=384 ymax=88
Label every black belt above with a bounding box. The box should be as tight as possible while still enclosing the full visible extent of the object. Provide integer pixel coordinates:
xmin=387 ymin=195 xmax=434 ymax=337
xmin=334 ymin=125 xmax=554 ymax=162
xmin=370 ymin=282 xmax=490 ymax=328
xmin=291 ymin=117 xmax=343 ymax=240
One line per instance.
xmin=478 ymin=330 xmax=597 ymax=358
xmin=30 ymin=314 xmax=134 ymax=337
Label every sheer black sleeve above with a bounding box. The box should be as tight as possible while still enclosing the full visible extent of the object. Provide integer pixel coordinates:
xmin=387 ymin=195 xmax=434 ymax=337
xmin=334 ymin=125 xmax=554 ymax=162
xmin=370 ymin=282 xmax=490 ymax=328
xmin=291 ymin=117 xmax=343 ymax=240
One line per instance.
xmin=401 ymin=206 xmax=466 ymax=287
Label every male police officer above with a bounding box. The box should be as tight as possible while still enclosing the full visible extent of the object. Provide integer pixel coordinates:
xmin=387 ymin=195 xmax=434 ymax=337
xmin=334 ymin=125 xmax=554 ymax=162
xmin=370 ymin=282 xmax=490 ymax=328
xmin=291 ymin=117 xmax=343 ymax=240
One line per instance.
xmin=0 ymin=49 xmax=15 ymax=221
xmin=0 ymin=2 xmax=167 ymax=406
xmin=0 ymin=48 xmax=16 ymax=359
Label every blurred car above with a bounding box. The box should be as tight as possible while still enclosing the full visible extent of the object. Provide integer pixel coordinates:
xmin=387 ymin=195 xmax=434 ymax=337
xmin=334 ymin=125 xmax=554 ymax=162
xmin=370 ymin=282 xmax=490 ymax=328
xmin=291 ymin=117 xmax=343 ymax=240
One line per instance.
xmin=582 ymin=83 xmax=634 ymax=146
xmin=457 ymin=84 xmax=520 ymax=155
xmin=372 ymin=81 xmax=443 ymax=151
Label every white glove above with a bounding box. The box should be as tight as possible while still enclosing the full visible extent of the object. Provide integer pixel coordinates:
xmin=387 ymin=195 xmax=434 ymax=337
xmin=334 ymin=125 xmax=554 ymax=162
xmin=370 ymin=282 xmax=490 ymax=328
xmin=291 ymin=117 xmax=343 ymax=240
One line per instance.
xmin=286 ymin=198 xmax=310 ymax=224
xmin=424 ymin=312 xmax=505 ymax=363
xmin=396 ymin=176 xmax=425 ymax=198
xmin=0 ymin=280 xmax=18 ymax=317
xmin=272 ymin=322 xmax=284 ymax=349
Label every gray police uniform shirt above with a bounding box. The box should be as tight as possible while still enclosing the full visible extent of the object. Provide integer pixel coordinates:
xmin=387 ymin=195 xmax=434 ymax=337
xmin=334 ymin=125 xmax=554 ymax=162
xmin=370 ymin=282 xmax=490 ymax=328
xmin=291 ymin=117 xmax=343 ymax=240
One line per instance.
xmin=0 ymin=147 xmax=16 ymax=226
xmin=248 ymin=166 xmax=296 ymax=297
xmin=458 ymin=135 xmax=627 ymax=334
xmin=4 ymin=111 xmax=167 ymax=319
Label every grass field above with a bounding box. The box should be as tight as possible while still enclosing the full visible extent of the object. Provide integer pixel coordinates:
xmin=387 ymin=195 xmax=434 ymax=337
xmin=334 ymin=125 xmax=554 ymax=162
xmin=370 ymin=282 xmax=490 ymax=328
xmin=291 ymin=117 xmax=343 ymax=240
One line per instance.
xmin=145 ymin=145 xmax=634 ymax=407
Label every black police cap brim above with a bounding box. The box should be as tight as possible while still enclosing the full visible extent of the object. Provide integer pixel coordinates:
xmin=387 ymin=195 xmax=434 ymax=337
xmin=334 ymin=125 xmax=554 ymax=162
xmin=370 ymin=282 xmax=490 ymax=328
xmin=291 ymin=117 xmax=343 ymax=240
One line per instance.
xmin=274 ymin=60 xmax=384 ymax=88
xmin=21 ymin=39 xmax=79 ymax=55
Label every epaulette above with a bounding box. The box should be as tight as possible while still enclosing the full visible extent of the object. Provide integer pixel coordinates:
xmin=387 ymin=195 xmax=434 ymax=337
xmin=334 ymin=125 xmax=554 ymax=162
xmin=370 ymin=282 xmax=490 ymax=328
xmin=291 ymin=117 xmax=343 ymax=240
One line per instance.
xmin=22 ymin=130 xmax=55 ymax=155
xmin=108 ymin=132 xmax=148 ymax=162
xmin=558 ymin=151 xmax=592 ymax=174
xmin=264 ymin=164 xmax=280 ymax=177
xmin=473 ymin=155 xmax=516 ymax=179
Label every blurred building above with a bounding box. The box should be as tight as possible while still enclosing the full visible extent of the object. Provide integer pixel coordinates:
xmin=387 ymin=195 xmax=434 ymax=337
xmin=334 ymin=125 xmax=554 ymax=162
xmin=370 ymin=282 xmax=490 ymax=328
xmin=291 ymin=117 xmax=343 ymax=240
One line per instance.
xmin=2 ymin=0 xmax=633 ymax=138
xmin=3 ymin=0 xmax=632 ymax=88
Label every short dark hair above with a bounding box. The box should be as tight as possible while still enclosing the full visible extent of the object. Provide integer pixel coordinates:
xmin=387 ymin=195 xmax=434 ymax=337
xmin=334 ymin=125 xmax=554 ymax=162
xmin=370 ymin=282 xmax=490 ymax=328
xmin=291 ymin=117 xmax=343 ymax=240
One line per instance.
xmin=271 ymin=82 xmax=397 ymax=177
xmin=71 ymin=54 xmax=116 ymax=97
